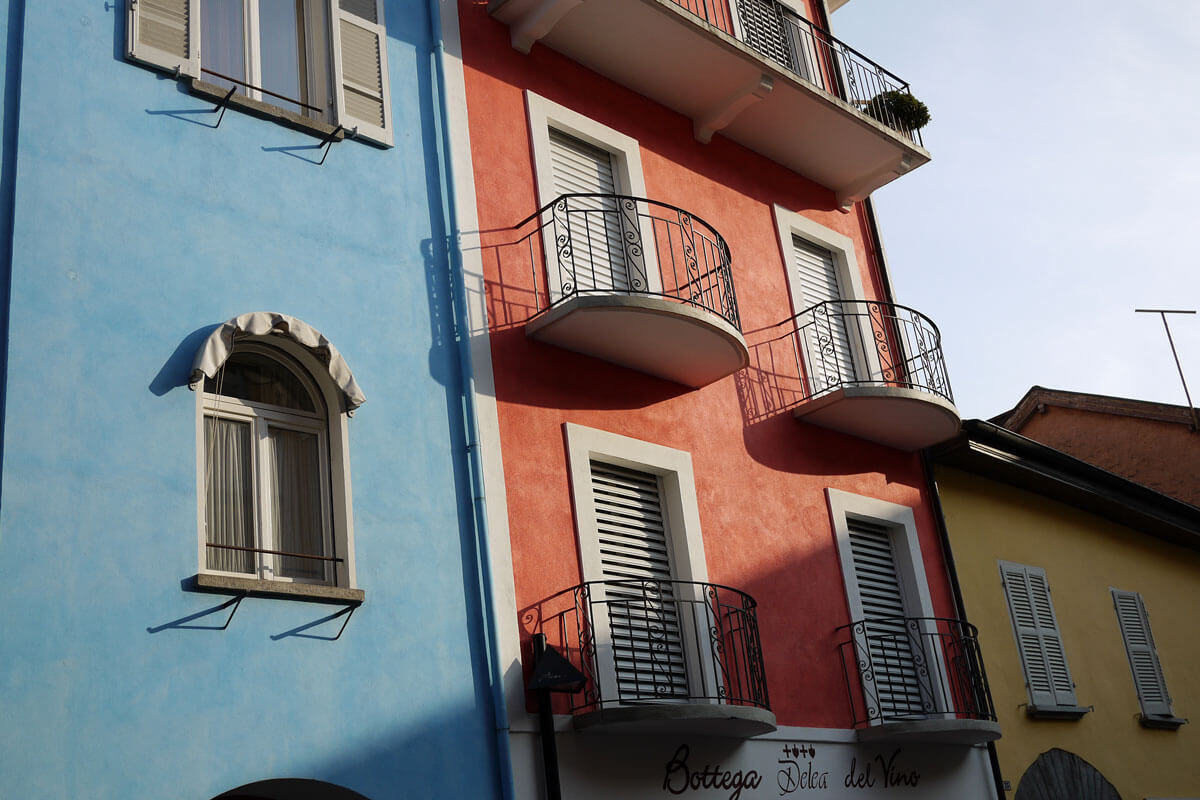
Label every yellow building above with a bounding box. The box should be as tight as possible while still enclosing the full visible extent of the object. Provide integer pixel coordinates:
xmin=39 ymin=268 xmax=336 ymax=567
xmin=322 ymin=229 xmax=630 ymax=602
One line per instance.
xmin=929 ymin=420 xmax=1200 ymax=799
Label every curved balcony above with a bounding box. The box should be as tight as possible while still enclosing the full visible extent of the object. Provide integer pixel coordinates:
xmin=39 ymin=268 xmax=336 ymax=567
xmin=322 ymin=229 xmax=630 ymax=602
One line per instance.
xmin=747 ymin=300 xmax=959 ymax=449
xmin=526 ymin=579 xmax=775 ymax=737
xmin=488 ymin=0 xmax=929 ymax=203
xmin=516 ymin=194 xmax=748 ymax=388
xmin=836 ymin=616 xmax=1001 ymax=745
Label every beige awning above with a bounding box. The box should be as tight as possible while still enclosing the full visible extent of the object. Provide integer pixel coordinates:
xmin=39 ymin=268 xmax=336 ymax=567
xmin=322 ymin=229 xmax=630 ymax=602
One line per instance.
xmin=189 ymin=311 xmax=365 ymax=412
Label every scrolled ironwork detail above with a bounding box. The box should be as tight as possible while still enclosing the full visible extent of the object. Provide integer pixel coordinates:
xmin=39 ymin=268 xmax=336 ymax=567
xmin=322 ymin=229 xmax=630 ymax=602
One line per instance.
xmin=516 ymin=193 xmax=740 ymax=330
xmin=836 ymin=614 xmax=998 ymax=730
xmin=787 ymin=299 xmax=954 ymax=404
xmin=531 ymin=578 xmax=770 ymax=715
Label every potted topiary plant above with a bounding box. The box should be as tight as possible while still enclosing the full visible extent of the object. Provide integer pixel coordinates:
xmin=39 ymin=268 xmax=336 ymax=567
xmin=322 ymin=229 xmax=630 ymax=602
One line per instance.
xmin=862 ymin=90 xmax=931 ymax=132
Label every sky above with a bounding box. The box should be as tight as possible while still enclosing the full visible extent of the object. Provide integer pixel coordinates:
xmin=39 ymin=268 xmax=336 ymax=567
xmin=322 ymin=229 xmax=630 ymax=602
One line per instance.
xmin=833 ymin=0 xmax=1200 ymax=420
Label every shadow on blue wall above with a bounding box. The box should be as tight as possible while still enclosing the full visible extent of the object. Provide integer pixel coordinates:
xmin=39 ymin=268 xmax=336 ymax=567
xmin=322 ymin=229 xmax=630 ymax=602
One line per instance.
xmin=149 ymin=324 xmax=218 ymax=395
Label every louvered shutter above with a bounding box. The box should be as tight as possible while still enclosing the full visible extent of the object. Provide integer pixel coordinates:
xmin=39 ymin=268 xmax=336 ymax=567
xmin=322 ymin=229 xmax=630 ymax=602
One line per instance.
xmin=848 ymin=518 xmax=928 ymax=717
xmin=331 ymin=0 xmax=392 ymax=146
xmin=549 ymin=129 xmax=631 ymax=293
xmin=794 ymin=236 xmax=855 ymax=393
xmin=126 ymin=0 xmax=199 ymax=77
xmin=734 ymin=0 xmax=794 ymax=70
xmin=999 ymin=562 xmax=1078 ymax=709
xmin=591 ymin=461 xmax=688 ymax=701
xmin=1111 ymin=590 xmax=1172 ymax=718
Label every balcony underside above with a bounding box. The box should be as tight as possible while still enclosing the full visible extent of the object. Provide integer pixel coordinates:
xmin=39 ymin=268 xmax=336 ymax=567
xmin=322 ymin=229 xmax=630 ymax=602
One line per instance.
xmin=573 ymin=702 xmax=777 ymax=737
xmin=856 ymin=718 xmax=1002 ymax=746
xmin=794 ymin=385 xmax=961 ymax=450
xmin=489 ymin=0 xmax=929 ymax=203
xmin=526 ymin=294 xmax=749 ymax=388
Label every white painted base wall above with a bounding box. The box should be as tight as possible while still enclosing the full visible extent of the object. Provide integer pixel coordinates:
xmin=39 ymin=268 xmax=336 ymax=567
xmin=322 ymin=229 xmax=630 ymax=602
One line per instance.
xmin=510 ymin=728 xmax=996 ymax=800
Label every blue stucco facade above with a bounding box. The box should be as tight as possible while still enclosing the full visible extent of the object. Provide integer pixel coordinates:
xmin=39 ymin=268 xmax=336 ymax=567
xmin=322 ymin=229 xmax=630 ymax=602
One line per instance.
xmin=0 ymin=2 xmax=504 ymax=798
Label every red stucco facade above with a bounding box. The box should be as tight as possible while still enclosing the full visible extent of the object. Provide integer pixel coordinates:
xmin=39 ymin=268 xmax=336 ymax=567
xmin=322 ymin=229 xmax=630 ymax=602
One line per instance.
xmin=459 ymin=0 xmax=961 ymax=732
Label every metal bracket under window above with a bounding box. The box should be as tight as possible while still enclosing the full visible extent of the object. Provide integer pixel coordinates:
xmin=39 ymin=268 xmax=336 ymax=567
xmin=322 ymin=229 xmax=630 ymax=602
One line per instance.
xmin=210 ymin=86 xmax=237 ymax=129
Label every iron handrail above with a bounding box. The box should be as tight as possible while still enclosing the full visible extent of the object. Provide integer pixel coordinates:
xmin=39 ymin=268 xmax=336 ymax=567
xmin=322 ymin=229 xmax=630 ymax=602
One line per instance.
xmin=512 ymin=193 xmax=742 ymax=330
xmin=765 ymin=298 xmax=953 ymax=404
xmin=669 ymin=0 xmax=921 ymax=143
xmin=206 ymin=542 xmax=344 ymax=564
xmin=200 ymin=68 xmax=323 ymax=113
xmin=836 ymin=614 xmax=997 ymax=727
xmin=528 ymin=578 xmax=770 ymax=713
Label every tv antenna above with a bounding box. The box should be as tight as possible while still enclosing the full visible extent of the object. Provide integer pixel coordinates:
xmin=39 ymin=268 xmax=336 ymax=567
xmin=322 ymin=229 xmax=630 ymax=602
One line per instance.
xmin=1135 ymin=308 xmax=1198 ymax=431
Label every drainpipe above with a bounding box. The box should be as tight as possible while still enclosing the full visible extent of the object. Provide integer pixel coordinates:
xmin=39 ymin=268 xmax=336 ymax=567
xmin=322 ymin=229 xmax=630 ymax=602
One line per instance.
xmin=426 ymin=3 xmax=516 ymax=799
xmin=0 ymin=0 xmax=26 ymax=512
xmin=921 ymin=451 xmax=1007 ymax=800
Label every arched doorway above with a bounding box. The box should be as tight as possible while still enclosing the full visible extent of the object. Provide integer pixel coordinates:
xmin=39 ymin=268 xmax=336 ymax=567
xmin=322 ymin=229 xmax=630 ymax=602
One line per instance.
xmin=1014 ymin=749 xmax=1121 ymax=800
xmin=212 ymin=778 xmax=373 ymax=800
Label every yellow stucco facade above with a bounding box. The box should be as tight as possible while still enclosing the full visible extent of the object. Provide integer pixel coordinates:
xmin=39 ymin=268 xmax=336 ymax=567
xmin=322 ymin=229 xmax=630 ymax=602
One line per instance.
xmin=935 ymin=466 xmax=1200 ymax=799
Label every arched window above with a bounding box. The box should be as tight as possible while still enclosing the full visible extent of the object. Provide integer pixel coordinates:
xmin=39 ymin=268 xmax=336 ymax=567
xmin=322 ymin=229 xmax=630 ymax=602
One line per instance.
xmin=191 ymin=313 xmax=363 ymax=593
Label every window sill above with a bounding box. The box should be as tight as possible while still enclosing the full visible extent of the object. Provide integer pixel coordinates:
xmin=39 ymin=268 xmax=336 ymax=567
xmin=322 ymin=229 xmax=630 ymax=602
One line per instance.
xmin=192 ymin=573 xmax=363 ymax=605
xmin=186 ymin=78 xmax=346 ymax=142
xmin=1140 ymin=714 xmax=1188 ymax=731
xmin=1025 ymin=703 xmax=1092 ymax=720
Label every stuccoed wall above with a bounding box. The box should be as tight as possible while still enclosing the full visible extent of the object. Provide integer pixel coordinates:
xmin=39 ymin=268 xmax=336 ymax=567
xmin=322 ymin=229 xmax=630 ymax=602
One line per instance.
xmin=935 ymin=468 xmax=1200 ymax=800
xmin=0 ymin=1 xmax=501 ymax=798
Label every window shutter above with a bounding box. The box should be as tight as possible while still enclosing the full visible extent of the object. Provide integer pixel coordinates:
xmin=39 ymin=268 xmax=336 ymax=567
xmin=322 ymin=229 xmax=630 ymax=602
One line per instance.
xmin=847 ymin=518 xmax=927 ymax=716
xmin=126 ymin=0 xmax=199 ymax=77
xmin=999 ymin=562 xmax=1078 ymax=709
xmin=793 ymin=236 xmax=854 ymax=391
xmin=331 ymin=0 xmax=392 ymax=146
xmin=548 ymin=130 xmax=629 ymax=292
xmin=591 ymin=461 xmax=688 ymax=700
xmin=1111 ymin=590 xmax=1172 ymax=718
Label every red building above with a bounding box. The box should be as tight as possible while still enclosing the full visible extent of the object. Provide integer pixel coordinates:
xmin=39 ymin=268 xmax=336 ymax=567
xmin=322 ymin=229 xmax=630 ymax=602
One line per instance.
xmin=996 ymin=386 xmax=1200 ymax=507
xmin=441 ymin=1 xmax=1002 ymax=796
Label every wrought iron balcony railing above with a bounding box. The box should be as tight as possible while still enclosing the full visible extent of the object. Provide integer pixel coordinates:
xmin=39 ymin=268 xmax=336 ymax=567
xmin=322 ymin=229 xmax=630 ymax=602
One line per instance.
xmin=836 ymin=615 xmax=997 ymax=729
xmin=755 ymin=299 xmax=952 ymax=404
xmin=671 ymin=0 xmax=922 ymax=144
xmin=511 ymin=194 xmax=741 ymax=330
xmin=526 ymin=579 xmax=770 ymax=714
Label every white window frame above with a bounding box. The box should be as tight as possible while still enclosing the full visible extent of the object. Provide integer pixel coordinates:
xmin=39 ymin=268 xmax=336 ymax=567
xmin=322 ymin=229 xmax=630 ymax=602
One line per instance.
xmin=198 ymin=0 xmax=333 ymax=121
xmin=564 ymin=423 xmax=717 ymax=704
xmin=774 ymin=205 xmax=882 ymax=394
xmin=126 ymin=0 xmax=392 ymax=146
xmin=195 ymin=335 xmax=357 ymax=589
xmin=826 ymin=488 xmax=950 ymax=721
xmin=525 ymin=92 xmax=660 ymax=300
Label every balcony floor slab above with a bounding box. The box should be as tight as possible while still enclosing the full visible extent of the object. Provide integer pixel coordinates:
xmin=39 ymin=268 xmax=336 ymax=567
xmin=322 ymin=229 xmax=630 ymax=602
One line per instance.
xmin=855 ymin=718 xmax=1002 ymax=746
xmin=572 ymin=703 xmax=777 ymax=738
xmin=526 ymin=294 xmax=749 ymax=388
xmin=793 ymin=385 xmax=960 ymax=450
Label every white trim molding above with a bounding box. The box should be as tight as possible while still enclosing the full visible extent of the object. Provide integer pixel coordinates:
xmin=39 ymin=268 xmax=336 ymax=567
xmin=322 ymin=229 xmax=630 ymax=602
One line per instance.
xmin=825 ymin=488 xmax=935 ymax=624
xmin=564 ymin=423 xmax=708 ymax=585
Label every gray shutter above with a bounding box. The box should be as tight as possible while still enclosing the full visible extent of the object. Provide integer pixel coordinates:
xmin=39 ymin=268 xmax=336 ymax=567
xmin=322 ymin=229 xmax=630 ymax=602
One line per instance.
xmin=848 ymin=518 xmax=927 ymax=717
xmin=332 ymin=0 xmax=392 ymax=146
xmin=734 ymin=0 xmax=794 ymax=70
xmin=126 ymin=0 xmax=199 ymax=77
xmin=549 ymin=130 xmax=631 ymax=293
xmin=999 ymin=561 xmax=1078 ymax=709
xmin=794 ymin=236 xmax=854 ymax=392
xmin=591 ymin=461 xmax=688 ymax=701
xmin=1111 ymin=590 xmax=1172 ymax=718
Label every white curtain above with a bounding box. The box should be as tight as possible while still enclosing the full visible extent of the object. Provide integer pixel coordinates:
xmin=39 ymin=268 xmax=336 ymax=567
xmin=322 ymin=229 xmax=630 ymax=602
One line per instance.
xmin=270 ymin=427 xmax=325 ymax=580
xmin=205 ymin=417 xmax=254 ymax=573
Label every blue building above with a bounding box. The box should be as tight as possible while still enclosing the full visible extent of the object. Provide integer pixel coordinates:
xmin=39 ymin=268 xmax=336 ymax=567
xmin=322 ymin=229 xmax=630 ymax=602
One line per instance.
xmin=0 ymin=1 xmax=509 ymax=797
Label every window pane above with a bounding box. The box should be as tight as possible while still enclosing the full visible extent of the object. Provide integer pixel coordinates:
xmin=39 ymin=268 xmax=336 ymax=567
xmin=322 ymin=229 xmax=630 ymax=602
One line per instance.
xmin=204 ymin=351 xmax=318 ymax=413
xmin=205 ymin=417 xmax=255 ymax=574
xmin=259 ymin=0 xmax=307 ymax=115
xmin=270 ymin=427 xmax=326 ymax=580
xmin=201 ymin=0 xmax=246 ymax=90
